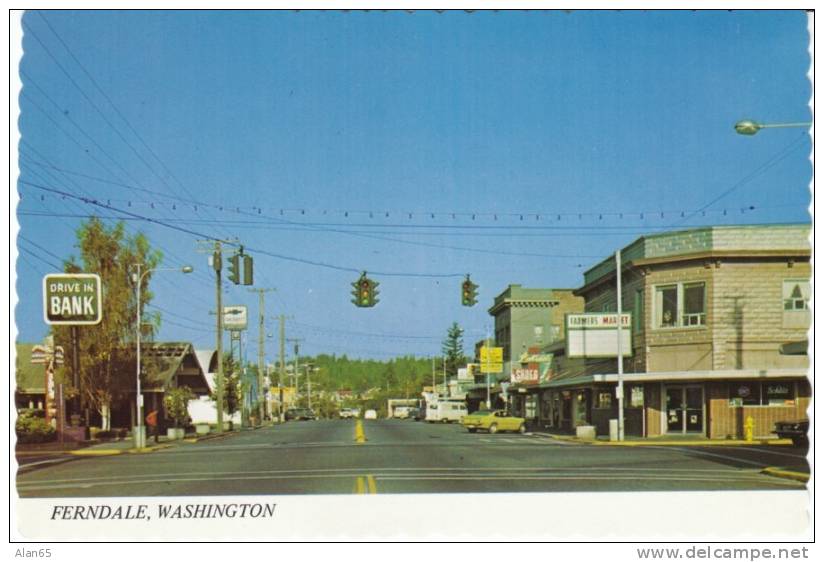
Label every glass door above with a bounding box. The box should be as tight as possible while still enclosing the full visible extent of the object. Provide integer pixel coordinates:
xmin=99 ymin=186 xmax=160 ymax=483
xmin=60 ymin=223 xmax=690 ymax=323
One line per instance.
xmin=684 ymin=387 xmax=704 ymax=433
xmin=665 ymin=387 xmax=684 ymax=432
xmin=665 ymin=386 xmax=705 ymax=434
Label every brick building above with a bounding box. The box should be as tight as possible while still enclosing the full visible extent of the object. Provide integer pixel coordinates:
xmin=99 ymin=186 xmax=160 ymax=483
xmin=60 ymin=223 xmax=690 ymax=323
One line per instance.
xmin=541 ymin=224 xmax=810 ymax=439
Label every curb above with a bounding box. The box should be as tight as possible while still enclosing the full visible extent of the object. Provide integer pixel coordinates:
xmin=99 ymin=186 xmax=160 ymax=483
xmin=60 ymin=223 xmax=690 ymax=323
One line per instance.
xmin=532 ymin=433 xmax=793 ymax=447
xmin=68 ymin=444 xmax=171 ymax=456
xmin=182 ymin=430 xmax=239 ymax=444
xmin=761 ymin=467 xmax=810 ymax=483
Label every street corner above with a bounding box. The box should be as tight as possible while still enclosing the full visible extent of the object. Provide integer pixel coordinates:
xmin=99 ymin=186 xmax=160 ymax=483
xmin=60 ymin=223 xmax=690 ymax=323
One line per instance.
xmin=761 ymin=467 xmax=810 ymax=484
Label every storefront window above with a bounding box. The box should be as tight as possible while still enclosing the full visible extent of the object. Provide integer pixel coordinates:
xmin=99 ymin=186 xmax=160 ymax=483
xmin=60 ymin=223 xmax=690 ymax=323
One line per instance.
xmin=629 ymin=385 xmax=644 ymax=408
xmin=729 ymin=382 xmax=795 ymax=406
xmin=575 ymin=390 xmax=588 ymax=425
xmin=595 ymin=391 xmax=612 ymax=409
xmin=729 ymin=382 xmax=760 ymax=406
xmin=763 ymin=383 xmax=795 ymax=406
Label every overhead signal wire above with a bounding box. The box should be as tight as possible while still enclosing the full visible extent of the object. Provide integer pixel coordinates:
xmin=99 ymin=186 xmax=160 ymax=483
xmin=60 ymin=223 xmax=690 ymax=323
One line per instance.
xmin=19 ymin=179 xmax=468 ymax=279
xmin=19 ymin=145 xmax=216 ymax=288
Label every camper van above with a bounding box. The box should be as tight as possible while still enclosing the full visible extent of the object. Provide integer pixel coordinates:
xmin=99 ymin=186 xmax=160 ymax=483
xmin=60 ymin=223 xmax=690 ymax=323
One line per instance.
xmin=425 ymin=399 xmax=467 ymax=423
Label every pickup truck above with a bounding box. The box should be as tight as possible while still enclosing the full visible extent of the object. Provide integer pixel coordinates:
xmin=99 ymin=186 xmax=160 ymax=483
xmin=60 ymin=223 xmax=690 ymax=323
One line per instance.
xmin=774 ymin=420 xmax=809 ymax=447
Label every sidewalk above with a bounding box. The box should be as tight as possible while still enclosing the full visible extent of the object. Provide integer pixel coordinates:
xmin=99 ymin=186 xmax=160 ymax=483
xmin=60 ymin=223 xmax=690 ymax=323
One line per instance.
xmin=533 ymin=430 xmax=794 ymax=447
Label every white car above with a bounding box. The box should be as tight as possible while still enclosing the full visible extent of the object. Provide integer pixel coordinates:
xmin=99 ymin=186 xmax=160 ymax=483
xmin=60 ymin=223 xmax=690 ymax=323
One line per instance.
xmin=339 ymin=407 xmax=360 ymax=419
xmin=364 ymin=409 xmax=378 ymax=420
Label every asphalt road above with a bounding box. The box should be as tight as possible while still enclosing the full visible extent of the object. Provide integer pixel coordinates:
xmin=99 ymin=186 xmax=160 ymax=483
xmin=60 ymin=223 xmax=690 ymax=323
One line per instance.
xmin=16 ymin=419 xmax=808 ymax=497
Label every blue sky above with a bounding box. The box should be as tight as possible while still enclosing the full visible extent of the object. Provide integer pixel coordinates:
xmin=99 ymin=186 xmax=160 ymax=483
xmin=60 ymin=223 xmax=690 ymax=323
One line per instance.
xmin=14 ymin=10 xmax=812 ymax=361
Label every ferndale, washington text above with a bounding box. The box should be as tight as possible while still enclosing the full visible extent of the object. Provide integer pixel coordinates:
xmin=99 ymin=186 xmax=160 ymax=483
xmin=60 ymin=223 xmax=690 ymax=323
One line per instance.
xmin=50 ymin=503 xmax=277 ymax=520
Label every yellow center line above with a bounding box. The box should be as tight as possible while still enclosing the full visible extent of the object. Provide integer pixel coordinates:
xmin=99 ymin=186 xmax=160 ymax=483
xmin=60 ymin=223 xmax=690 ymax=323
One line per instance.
xmin=354 ymin=419 xmax=366 ymax=444
xmin=354 ymin=476 xmax=365 ymax=494
xmin=366 ymin=474 xmax=377 ymax=494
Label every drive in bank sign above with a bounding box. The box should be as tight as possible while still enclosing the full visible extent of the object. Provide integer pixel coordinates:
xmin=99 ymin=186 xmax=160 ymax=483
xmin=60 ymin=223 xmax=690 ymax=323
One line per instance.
xmin=43 ymin=273 xmax=103 ymax=325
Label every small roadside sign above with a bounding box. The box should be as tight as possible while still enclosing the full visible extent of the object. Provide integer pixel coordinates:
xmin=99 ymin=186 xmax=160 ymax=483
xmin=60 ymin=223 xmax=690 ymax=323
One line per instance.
xmin=479 ymin=346 xmax=503 ymax=373
xmin=43 ymin=273 xmax=102 ymax=325
xmin=223 ymin=305 xmax=248 ymax=331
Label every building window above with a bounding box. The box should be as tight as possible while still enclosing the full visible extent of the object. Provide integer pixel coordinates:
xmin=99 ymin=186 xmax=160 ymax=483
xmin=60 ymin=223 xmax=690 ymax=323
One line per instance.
xmin=683 ymin=283 xmax=706 ymax=326
xmin=629 ymin=385 xmax=644 ymax=408
xmin=783 ymin=279 xmax=810 ymax=311
xmin=655 ymin=282 xmax=706 ymax=329
xmin=595 ymin=391 xmax=612 ymax=409
xmin=729 ymin=382 xmax=796 ymax=406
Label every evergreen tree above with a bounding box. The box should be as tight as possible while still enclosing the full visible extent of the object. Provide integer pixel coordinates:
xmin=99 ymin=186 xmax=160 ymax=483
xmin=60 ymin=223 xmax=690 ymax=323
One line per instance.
xmin=441 ymin=322 xmax=466 ymax=379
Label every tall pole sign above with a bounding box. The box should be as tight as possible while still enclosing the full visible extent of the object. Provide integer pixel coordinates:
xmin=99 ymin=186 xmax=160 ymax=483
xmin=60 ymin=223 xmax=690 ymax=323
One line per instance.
xmin=43 ymin=274 xmax=102 ymax=325
xmin=42 ymin=273 xmax=102 ymax=431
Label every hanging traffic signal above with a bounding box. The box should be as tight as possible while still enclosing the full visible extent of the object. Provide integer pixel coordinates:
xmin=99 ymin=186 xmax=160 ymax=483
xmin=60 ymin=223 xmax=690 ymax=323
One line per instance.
xmin=351 ymin=272 xmax=379 ymax=307
xmin=242 ymin=254 xmax=254 ymax=286
xmin=461 ymin=275 xmax=478 ymax=306
xmin=228 ymin=253 xmax=241 ymax=284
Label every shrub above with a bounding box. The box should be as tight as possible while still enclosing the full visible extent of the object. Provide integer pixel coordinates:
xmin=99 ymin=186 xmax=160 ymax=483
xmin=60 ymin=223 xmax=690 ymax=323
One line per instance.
xmin=16 ymin=416 xmax=57 ymax=444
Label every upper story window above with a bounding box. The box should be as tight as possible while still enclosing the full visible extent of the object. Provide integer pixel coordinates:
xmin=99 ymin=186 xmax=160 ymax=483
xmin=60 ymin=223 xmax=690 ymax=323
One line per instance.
xmin=782 ymin=279 xmax=811 ymax=329
xmin=783 ymin=279 xmax=810 ymax=311
xmin=654 ymin=282 xmax=706 ymax=329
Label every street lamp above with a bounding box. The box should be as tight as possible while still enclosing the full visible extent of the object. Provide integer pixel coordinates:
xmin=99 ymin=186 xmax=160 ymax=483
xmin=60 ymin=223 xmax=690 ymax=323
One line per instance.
xmin=132 ymin=264 xmax=193 ymax=449
xmin=734 ymin=119 xmax=811 ymax=136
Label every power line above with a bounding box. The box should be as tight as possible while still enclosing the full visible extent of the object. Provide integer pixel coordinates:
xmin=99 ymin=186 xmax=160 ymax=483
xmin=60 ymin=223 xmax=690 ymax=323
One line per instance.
xmin=19 ymin=179 xmax=471 ymax=279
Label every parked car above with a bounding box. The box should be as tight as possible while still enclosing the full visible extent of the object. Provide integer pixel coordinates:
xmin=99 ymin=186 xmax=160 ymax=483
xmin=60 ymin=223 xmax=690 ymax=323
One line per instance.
xmin=339 ymin=407 xmax=360 ymax=419
xmin=285 ymin=408 xmax=318 ymax=421
xmin=364 ymin=409 xmax=378 ymax=420
xmin=774 ymin=419 xmax=809 ymax=447
xmin=425 ymin=400 xmax=467 ymax=423
xmin=462 ymin=410 xmax=526 ymax=434
xmin=406 ymin=407 xmax=421 ymax=421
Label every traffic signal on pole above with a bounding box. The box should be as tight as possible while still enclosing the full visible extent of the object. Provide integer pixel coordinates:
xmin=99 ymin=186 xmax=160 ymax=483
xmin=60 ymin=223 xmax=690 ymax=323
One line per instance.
xmin=351 ymin=273 xmax=379 ymax=307
xmin=242 ymin=255 xmax=254 ymax=286
xmin=228 ymin=253 xmax=241 ymax=284
xmin=462 ymin=275 xmax=478 ymax=306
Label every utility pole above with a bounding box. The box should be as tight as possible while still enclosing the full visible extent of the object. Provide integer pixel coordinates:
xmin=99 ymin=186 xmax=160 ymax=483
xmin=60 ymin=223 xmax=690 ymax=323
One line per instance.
xmin=198 ymin=238 xmax=239 ymax=431
xmin=287 ymin=337 xmax=304 ymax=405
xmin=249 ymin=288 xmax=275 ymax=423
xmin=616 ymin=250 xmax=625 ymax=442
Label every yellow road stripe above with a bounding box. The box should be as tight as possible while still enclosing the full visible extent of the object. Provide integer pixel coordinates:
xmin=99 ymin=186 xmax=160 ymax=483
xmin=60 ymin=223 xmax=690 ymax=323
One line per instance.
xmin=367 ymin=474 xmax=377 ymax=494
xmin=354 ymin=476 xmax=365 ymax=494
xmin=354 ymin=419 xmax=366 ymax=443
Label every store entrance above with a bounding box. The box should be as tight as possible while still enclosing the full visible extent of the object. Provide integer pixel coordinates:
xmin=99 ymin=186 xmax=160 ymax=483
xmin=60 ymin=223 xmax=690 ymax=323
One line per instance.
xmin=665 ymin=386 xmax=704 ymax=434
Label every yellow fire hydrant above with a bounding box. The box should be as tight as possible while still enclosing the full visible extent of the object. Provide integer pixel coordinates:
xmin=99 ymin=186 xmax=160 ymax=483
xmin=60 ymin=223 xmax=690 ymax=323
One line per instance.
xmin=744 ymin=416 xmax=755 ymax=442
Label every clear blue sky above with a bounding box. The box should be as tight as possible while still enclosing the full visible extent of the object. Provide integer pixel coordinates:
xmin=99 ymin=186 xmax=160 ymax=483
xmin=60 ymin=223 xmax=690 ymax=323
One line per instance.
xmin=14 ymin=10 xmax=812 ymax=361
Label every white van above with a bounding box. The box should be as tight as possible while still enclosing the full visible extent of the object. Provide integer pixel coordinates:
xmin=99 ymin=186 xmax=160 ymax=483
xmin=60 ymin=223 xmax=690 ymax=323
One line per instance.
xmin=425 ymin=400 xmax=468 ymax=423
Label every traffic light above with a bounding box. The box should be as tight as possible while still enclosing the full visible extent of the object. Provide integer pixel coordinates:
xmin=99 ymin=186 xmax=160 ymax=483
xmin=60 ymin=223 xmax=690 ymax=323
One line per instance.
xmin=242 ymin=254 xmax=254 ymax=286
xmin=461 ymin=275 xmax=478 ymax=306
xmin=228 ymin=253 xmax=241 ymax=284
xmin=351 ymin=272 xmax=379 ymax=307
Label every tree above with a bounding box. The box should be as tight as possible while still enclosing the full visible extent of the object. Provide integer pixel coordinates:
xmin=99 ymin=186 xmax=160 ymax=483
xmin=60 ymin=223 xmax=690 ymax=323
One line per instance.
xmin=442 ymin=322 xmax=466 ymax=379
xmin=53 ymin=218 xmax=162 ymax=430
xmin=214 ymin=353 xmax=240 ymax=419
xmin=163 ymin=386 xmax=195 ymax=428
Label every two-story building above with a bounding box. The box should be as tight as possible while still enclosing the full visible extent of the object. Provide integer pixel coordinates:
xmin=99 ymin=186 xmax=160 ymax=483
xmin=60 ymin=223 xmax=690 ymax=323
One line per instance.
xmin=542 ymin=223 xmax=810 ymax=439
xmin=471 ymin=285 xmax=584 ymax=420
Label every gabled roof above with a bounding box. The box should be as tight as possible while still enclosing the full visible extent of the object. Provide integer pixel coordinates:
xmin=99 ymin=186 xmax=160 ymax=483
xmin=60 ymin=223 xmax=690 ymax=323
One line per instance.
xmin=141 ymin=342 xmax=209 ymax=393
